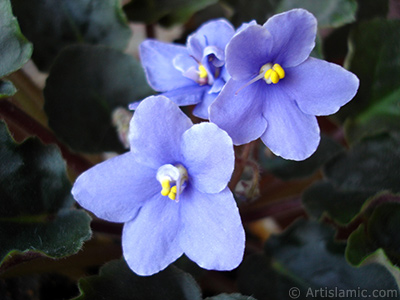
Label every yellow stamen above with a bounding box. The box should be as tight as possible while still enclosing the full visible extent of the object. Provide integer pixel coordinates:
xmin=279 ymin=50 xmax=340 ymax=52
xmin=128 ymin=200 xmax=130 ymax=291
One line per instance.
xmin=168 ymin=186 xmax=177 ymax=200
xmin=262 ymin=63 xmax=285 ymax=84
xmin=270 ymin=70 xmax=279 ymax=84
xmin=160 ymin=179 xmax=171 ymax=196
xmin=198 ymin=65 xmax=208 ymax=79
xmin=273 ymin=63 xmax=285 ymax=79
xmin=264 ymin=69 xmax=273 ymax=81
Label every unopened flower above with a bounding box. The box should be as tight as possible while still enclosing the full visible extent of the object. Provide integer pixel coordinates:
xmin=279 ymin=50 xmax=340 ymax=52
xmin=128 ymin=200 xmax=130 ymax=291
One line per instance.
xmin=131 ymin=19 xmax=235 ymax=119
xmin=209 ymin=9 xmax=359 ymax=160
xmin=72 ymin=95 xmax=245 ymax=276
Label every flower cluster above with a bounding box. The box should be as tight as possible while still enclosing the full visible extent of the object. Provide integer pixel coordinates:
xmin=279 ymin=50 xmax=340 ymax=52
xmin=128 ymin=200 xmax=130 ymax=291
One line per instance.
xmin=72 ymin=9 xmax=359 ymax=276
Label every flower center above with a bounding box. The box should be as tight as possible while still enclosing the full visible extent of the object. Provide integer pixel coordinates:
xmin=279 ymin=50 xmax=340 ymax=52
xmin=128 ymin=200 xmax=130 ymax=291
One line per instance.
xmin=259 ymin=63 xmax=285 ymax=84
xmin=156 ymin=164 xmax=188 ymax=202
xmin=198 ymin=64 xmax=208 ymax=85
xmin=235 ymin=62 xmax=285 ymax=95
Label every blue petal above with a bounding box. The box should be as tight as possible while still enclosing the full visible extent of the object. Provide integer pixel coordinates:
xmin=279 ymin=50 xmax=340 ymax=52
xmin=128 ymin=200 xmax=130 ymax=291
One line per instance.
xmin=162 ymin=85 xmax=208 ymax=106
xmin=282 ymin=57 xmax=360 ymax=116
xmin=179 ymin=186 xmax=245 ymax=271
xmin=192 ymin=91 xmax=217 ymax=119
xmin=263 ymin=9 xmax=317 ymax=68
xmin=128 ymin=96 xmax=193 ymax=169
xmin=140 ymin=39 xmax=194 ymax=91
xmin=187 ymin=19 xmax=235 ymax=61
xmin=203 ymin=46 xmax=225 ymax=67
xmin=122 ymin=194 xmax=183 ymax=276
xmin=225 ymin=25 xmax=273 ymax=81
xmin=173 ymin=53 xmax=198 ymax=74
xmin=209 ymin=79 xmax=268 ymax=145
xmin=236 ymin=20 xmax=257 ymax=34
xmin=209 ymin=77 xmax=226 ymax=94
xmin=72 ymin=153 xmax=158 ymax=223
xmin=261 ymin=86 xmax=320 ymax=160
xmin=181 ymin=123 xmax=234 ymax=193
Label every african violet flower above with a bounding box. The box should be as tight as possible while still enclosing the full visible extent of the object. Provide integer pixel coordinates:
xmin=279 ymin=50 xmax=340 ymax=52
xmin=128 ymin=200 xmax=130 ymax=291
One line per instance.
xmin=72 ymin=95 xmax=245 ymax=276
xmin=209 ymin=9 xmax=359 ymax=160
xmin=131 ymin=19 xmax=235 ymax=119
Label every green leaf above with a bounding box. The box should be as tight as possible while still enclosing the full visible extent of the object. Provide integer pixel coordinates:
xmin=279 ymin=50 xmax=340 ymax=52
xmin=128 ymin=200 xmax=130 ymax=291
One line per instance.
xmin=303 ymin=133 xmax=400 ymax=225
xmin=261 ymin=135 xmax=343 ymax=180
xmin=205 ymin=294 xmax=256 ymax=300
xmin=10 ymin=0 xmax=131 ymax=71
xmin=123 ymin=0 xmax=217 ymax=26
xmin=43 ymin=45 xmax=153 ymax=153
xmin=338 ymin=19 xmax=400 ymax=142
xmin=0 ymin=121 xmax=91 ymax=267
xmin=346 ymin=200 xmax=400 ymax=267
xmin=324 ymin=133 xmax=400 ymax=193
xmin=223 ymin=0 xmax=280 ymax=28
xmin=0 ymin=0 xmax=32 ymax=77
xmin=73 ymin=259 xmax=202 ymax=300
xmin=0 ymin=80 xmax=17 ymax=98
xmin=346 ymin=224 xmax=378 ymax=266
xmin=239 ymin=220 xmax=400 ymax=299
xmin=276 ymin=0 xmax=357 ymax=28
xmin=356 ymin=0 xmax=389 ymax=20
xmin=345 ymin=89 xmax=400 ymax=142
xmin=302 ymin=181 xmax=372 ymax=225
xmin=238 ymin=254 xmax=304 ymax=300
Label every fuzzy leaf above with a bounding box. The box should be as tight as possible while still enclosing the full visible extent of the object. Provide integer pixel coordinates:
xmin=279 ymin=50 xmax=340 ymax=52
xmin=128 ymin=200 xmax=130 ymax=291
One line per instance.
xmin=10 ymin=0 xmax=131 ymax=71
xmin=43 ymin=45 xmax=153 ymax=153
xmin=338 ymin=19 xmax=400 ymax=142
xmin=277 ymin=0 xmax=357 ymax=28
xmin=239 ymin=219 xmax=399 ymax=300
xmin=261 ymin=135 xmax=343 ymax=180
xmin=0 ymin=0 xmax=32 ymax=77
xmin=0 ymin=80 xmax=17 ymax=98
xmin=347 ymin=200 xmax=400 ymax=267
xmin=303 ymin=133 xmax=400 ymax=225
xmin=73 ymin=259 xmax=202 ymax=300
xmin=123 ymin=0 xmax=217 ymax=26
xmin=0 ymin=121 xmax=91 ymax=267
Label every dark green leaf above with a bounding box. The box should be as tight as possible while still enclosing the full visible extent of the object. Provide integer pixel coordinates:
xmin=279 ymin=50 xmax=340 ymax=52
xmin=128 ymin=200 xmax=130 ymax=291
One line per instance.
xmin=346 ymin=224 xmax=378 ymax=266
xmin=0 ymin=80 xmax=17 ymax=98
xmin=73 ymin=259 xmax=202 ymax=300
xmin=239 ymin=220 xmax=400 ymax=299
xmin=266 ymin=219 xmax=399 ymax=299
xmin=345 ymin=87 xmax=400 ymax=143
xmin=0 ymin=0 xmax=32 ymax=77
xmin=239 ymin=254 xmax=305 ymax=300
xmin=303 ymin=133 xmax=400 ymax=225
xmin=0 ymin=121 xmax=91 ymax=266
xmin=302 ymin=181 xmax=373 ymax=225
xmin=276 ymin=0 xmax=357 ymax=28
xmin=205 ymin=293 xmax=256 ymax=300
xmin=261 ymin=135 xmax=343 ymax=180
xmin=324 ymin=133 xmax=400 ymax=193
xmin=11 ymin=0 xmax=131 ymax=71
xmin=124 ymin=0 xmax=217 ymax=26
xmin=44 ymin=45 xmax=153 ymax=153
xmin=337 ymin=20 xmax=400 ymax=142
xmin=346 ymin=199 xmax=400 ymax=268
xmin=223 ymin=0 xmax=280 ymax=28
xmin=356 ymin=0 xmax=389 ymax=20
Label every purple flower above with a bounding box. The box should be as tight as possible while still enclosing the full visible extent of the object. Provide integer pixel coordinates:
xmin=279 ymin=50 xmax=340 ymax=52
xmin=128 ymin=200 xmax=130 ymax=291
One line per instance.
xmin=131 ymin=19 xmax=235 ymax=119
xmin=72 ymin=95 xmax=245 ymax=276
xmin=209 ymin=9 xmax=360 ymax=160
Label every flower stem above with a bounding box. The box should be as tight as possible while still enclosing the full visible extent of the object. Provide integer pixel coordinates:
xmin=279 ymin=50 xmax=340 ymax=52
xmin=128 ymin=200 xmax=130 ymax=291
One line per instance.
xmin=228 ymin=142 xmax=253 ymax=191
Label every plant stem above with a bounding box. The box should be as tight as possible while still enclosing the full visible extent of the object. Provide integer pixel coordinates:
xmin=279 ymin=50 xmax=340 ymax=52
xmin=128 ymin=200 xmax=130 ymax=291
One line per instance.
xmin=228 ymin=142 xmax=253 ymax=191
